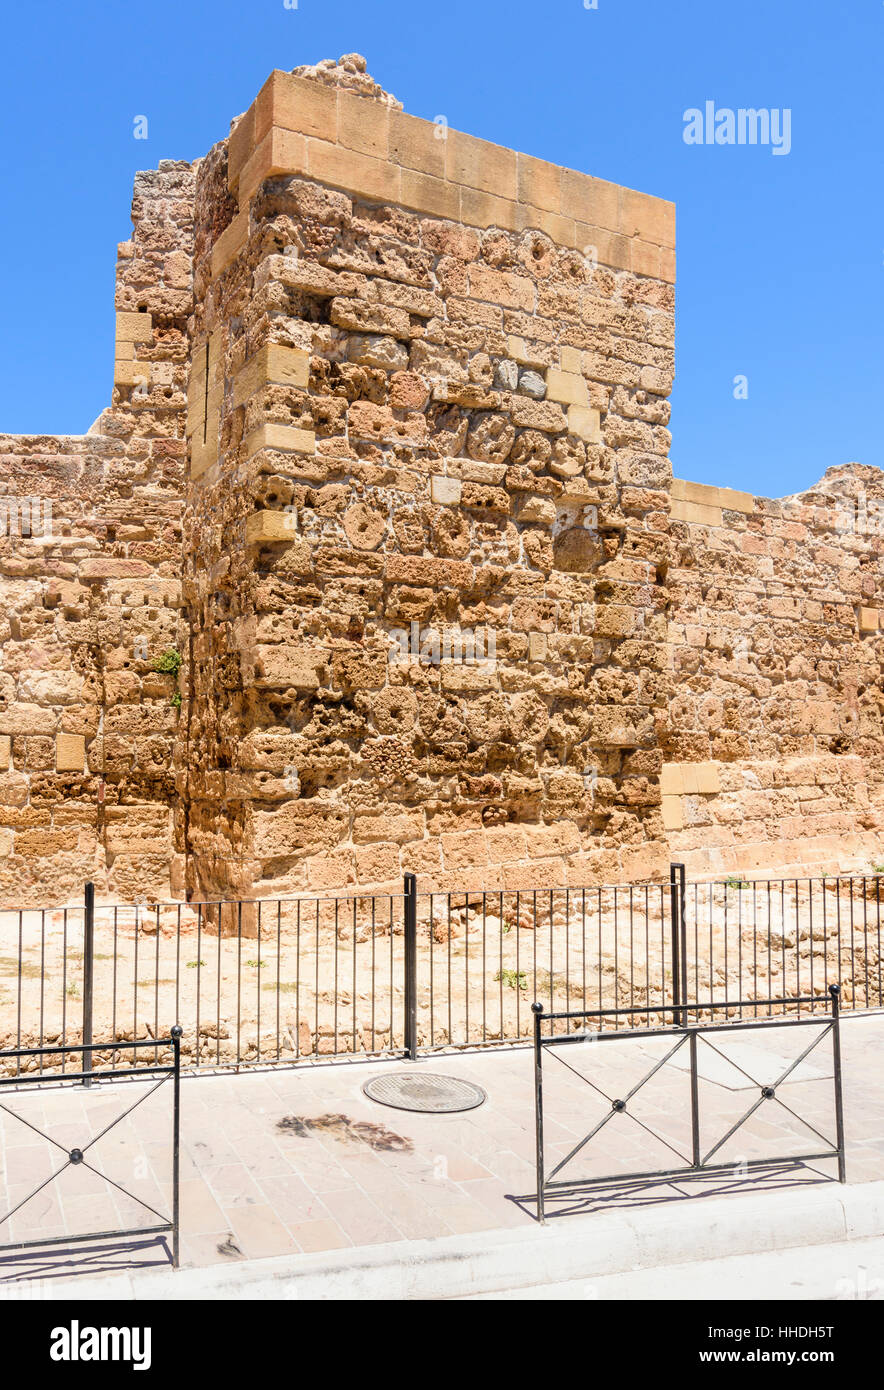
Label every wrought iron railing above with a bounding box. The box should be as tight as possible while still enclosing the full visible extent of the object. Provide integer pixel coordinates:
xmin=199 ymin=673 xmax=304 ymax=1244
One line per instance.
xmin=0 ymin=1031 xmax=181 ymax=1264
xmin=1 ymin=869 xmax=881 ymax=1072
xmin=530 ymin=987 xmax=846 ymax=1223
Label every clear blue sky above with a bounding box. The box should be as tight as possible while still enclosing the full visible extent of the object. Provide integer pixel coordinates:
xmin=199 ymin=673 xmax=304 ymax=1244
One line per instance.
xmin=2 ymin=0 xmax=881 ymax=497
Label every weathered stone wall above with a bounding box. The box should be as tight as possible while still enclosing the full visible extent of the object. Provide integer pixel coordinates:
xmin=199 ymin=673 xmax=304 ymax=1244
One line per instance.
xmin=1 ymin=54 xmax=880 ymax=909
xmin=0 ymin=160 xmax=194 ymax=905
xmin=664 ymin=468 xmax=884 ymax=877
xmin=182 ymin=59 xmax=676 ymax=901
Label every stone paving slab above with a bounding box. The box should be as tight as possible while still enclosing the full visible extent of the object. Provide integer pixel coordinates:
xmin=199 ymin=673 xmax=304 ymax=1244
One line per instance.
xmin=0 ymin=1012 xmax=882 ymax=1283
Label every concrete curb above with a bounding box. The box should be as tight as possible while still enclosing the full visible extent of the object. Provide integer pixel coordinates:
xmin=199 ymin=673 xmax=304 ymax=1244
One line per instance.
xmin=8 ymin=1177 xmax=884 ymax=1302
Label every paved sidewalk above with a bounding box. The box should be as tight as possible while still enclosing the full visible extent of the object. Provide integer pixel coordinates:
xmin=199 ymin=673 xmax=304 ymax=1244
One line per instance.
xmin=1 ymin=1012 xmax=883 ymax=1285
xmin=463 ymin=1234 xmax=884 ymax=1301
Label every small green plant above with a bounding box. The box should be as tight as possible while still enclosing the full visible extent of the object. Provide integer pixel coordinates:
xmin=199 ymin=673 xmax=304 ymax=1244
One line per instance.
xmin=723 ymin=876 xmax=750 ymax=890
xmin=871 ymin=863 xmax=884 ymax=876
xmin=245 ymin=959 xmax=266 ymax=969
xmin=66 ymin=981 xmax=80 ymax=999
xmin=186 ymin=960 xmax=206 ymax=969
xmin=495 ymin=968 xmax=528 ymax=991
xmin=151 ymin=648 xmax=183 ymax=709
xmin=151 ymin=648 xmax=183 ymax=678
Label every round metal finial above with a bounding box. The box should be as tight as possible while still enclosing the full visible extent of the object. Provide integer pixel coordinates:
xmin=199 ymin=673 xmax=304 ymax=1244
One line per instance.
xmin=612 ymin=1098 xmax=626 ymax=1112
xmin=828 ymin=984 xmax=840 ymax=998
xmin=170 ymin=1024 xmax=183 ymax=1039
xmin=69 ymin=1148 xmax=84 ymax=1165
xmin=762 ymin=1086 xmax=775 ymax=1099
xmin=531 ymin=1002 xmax=544 ymax=1014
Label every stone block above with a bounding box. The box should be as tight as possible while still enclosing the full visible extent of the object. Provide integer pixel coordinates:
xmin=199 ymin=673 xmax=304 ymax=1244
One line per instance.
xmin=560 ymin=346 xmax=583 ymax=374
xmin=467 ymin=264 xmax=534 ymax=312
xmin=56 ymin=732 xmax=85 ymax=772
xmin=561 ymin=169 xmax=621 ymax=232
xmin=253 ymin=646 xmax=329 ymax=690
xmin=254 ymin=69 xmax=338 ymax=146
xmin=546 ymin=368 xmax=589 ymax=407
xmin=859 ymin=608 xmax=879 ymax=633
xmin=114 ymin=360 xmax=150 ymax=388
xmin=528 ymin=632 xmax=548 ymax=661
xmin=389 ymin=110 xmax=446 ymax=178
xmin=459 ymin=186 xmax=519 ymax=233
xmin=660 ymin=764 xmax=684 ymax=796
xmin=431 ymin=475 xmax=462 ymax=506
xmin=695 ymin=762 xmax=721 ymax=795
xmin=307 ymin=139 xmax=401 ymax=203
xmin=245 ymin=510 xmax=301 ymax=545
xmin=337 ymin=87 xmax=390 ymax=158
xmin=517 ymin=153 xmax=561 ymax=214
xmin=620 ymin=187 xmax=676 ymax=248
xmin=115 ymin=311 xmax=153 ymax=344
xmin=445 ymin=129 xmax=517 ymax=200
xmin=400 ymin=169 xmax=460 ymax=221
xmin=233 ymin=344 xmax=310 ymax=408
xmin=568 ymin=404 xmax=601 ymax=441
xmin=238 ymin=127 xmax=308 ymax=204
xmin=669 ymin=498 xmax=723 ymax=527
xmin=516 ymin=495 xmax=556 ymax=525
xmin=211 ymin=210 xmax=249 ymax=279
xmin=661 ymin=795 xmax=684 ymax=830
xmin=243 ymin=424 xmax=316 ymax=459
xmin=227 ymin=107 xmax=256 ymax=187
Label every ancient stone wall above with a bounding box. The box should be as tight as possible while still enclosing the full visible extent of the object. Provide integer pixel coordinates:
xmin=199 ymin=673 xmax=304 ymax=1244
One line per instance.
xmin=0 ymin=54 xmax=880 ymax=909
xmin=183 ymin=60 xmax=676 ymax=902
xmin=0 ymin=160 xmax=194 ymax=905
xmin=664 ymin=468 xmax=884 ymax=877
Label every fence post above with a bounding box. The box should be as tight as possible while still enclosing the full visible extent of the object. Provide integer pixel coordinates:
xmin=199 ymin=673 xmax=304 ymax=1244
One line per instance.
xmin=532 ymin=1003 xmax=545 ymax=1224
xmin=82 ymin=882 xmax=94 ymax=1087
xmin=171 ymin=1024 xmax=182 ymax=1268
xmin=669 ymin=863 xmax=687 ymax=1027
xmin=688 ymin=1027 xmax=701 ymax=1168
xmin=829 ymin=984 xmax=846 ymax=1183
xmin=403 ymin=873 xmax=418 ymax=1060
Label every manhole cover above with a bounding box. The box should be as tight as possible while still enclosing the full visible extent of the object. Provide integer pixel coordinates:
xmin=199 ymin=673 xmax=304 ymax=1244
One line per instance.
xmin=362 ymin=1072 xmax=486 ymax=1114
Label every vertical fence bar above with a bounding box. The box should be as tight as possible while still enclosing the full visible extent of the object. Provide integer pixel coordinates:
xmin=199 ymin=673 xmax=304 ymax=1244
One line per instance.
xmin=689 ymin=1027 xmax=701 ymax=1168
xmin=403 ymin=874 xmax=418 ymax=1061
xmin=532 ymin=1002 xmax=545 ymax=1223
xmin=15 ymin=911 xmax=22 ymax=1076
xmin=669 ymin=863 xmax=687 ymax=1026
xmin=171 ymin=1024 xmax=182 ymax=1267
xmin=82 ymin=882 xmax=95 ymax=1087
xmin=829 ymin=984 xmax=846 ymax=1184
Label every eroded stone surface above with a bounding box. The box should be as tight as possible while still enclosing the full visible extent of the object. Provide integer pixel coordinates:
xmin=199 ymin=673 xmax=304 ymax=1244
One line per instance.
xmin=0 ymin=58 xmax=878 ymax=910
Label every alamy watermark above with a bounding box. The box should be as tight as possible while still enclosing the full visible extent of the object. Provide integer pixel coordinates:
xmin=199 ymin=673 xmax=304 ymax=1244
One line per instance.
xmin=387 ymin=622 xmax=496 ymax=666
xmin=683 ymin=102 xmax=791 ymax=156
xmin=829 ymin=491 xmax=884 ymax=539
xmin=0 ymin=495 xmax=52 ymax=538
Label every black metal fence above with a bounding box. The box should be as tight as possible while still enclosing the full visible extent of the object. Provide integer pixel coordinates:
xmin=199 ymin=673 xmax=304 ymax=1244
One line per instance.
xmin=0 ymin=1030 xmax=181 ymax=1264
xmin=531 ymin=987 xmax=846 ymax=1222
xmin=1 ymin=867 xmax=882 ymax=1074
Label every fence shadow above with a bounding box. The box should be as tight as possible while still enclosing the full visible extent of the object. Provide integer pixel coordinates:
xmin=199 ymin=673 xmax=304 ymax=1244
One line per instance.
xmin=0 ymin=1233 xmax=173 ymax=1284
xmin=507 ymin=1156 xmax=838 ymax=1223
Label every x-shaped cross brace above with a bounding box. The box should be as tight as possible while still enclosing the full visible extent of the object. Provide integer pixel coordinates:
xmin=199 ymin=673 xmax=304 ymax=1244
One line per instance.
xmin=0 ymin=1073 xmax=173 ymax=1232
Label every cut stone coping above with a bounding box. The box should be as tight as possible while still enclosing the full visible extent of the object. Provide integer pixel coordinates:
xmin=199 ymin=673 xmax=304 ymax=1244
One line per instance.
xmin=10 ymin=1175 xmax=884 ymax=1303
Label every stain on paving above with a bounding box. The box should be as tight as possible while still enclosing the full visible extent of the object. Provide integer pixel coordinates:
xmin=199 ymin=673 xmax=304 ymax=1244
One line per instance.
xmin=277 ymin=1112 xmax=413 ymax=1153
xmin=217 ymin=1234 xmax=244 ymax=1258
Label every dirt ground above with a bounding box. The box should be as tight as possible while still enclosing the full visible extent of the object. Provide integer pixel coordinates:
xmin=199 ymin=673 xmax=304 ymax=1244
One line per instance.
xmin=1 ymin=879 xmax=880 ymax=1075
